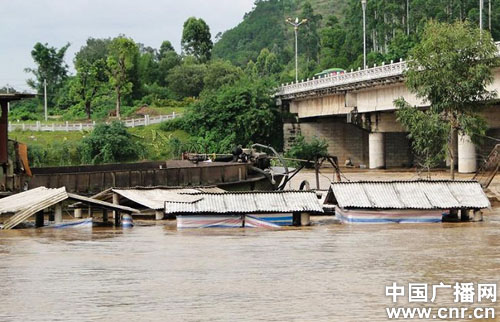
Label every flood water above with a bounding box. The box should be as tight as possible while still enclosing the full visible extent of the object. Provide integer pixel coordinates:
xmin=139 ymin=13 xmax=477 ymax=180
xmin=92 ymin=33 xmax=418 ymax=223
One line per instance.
xmin=1 ymin=214 xmax=499 ymax=322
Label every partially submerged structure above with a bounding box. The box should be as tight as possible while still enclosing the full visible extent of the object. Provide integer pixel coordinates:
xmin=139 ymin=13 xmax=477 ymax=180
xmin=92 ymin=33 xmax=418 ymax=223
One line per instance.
xmin=0 ymin=186 xmax=138 ymax=229
xmin=163 ymin=190 xmax=324 ymax=228
xmin=91 ymin=186 xmax=225 ymax=219
xmin=325 ymin=180 xmax=490 ymax=223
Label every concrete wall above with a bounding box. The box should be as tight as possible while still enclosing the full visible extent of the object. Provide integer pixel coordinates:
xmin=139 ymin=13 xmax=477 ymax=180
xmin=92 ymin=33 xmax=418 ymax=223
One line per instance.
xmin=384 ymin=133 xmax=413 ymax=167
xmin=356 ymin=83 xmax=425 ymax=112
xmin=290 ymin=94 xmax=350 ymax=118
xmin=291 ymin=117 xmax=369 ymax=166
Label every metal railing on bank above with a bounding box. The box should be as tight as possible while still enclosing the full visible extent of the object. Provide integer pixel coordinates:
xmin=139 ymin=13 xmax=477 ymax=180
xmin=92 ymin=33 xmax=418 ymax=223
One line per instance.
xmin=8 ymin=112 xmax=181 ymax=132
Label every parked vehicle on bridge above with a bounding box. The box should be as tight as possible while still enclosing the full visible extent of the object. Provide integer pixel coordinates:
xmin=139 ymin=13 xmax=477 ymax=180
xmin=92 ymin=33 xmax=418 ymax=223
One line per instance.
xmin=314 ymin=68 xmax=345 ymax=78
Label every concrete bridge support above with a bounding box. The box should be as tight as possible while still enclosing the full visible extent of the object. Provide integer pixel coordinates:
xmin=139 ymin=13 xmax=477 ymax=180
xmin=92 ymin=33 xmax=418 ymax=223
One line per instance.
xmin=458 ymin=133 xmax=477 ymax=173
xmin=369 ymin=133 xmax=385 ymax=169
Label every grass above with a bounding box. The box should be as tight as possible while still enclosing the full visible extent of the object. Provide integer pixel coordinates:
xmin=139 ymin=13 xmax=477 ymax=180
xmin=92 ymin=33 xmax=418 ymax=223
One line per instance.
xmin=9 ymin=122 xmax=191 ymax=167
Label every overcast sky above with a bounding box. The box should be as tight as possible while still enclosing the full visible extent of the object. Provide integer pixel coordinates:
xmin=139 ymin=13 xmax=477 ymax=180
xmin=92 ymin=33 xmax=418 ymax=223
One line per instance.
xmin=0 ymin=0 xmax=255 ymax=91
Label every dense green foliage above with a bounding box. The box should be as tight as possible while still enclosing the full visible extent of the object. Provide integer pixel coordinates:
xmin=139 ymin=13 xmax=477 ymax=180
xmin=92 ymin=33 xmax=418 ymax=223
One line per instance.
xmin=25 ymin=42 xmax=70 ymax=107
xmin=160 ymin=76 xmax=283 ymax=153
xmin=396 ymin=21 xmax=496 ymax=177
xmin=181 ymin=17 xmax=213 ymax=62
xmin=214 ymin=0 xmax=500 ymax=83
xmin=80 ymin=121 xmax=145 ymax=164
xmin=285 ymin=135 xmax=328 ymax=167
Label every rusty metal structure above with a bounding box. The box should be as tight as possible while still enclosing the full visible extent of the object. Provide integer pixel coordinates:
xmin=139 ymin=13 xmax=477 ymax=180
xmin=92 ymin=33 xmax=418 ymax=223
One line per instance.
xmin=0 ymin=93 xmax=36 ymax=192
xmin=26 ymin=160 xmax=278 ymax=194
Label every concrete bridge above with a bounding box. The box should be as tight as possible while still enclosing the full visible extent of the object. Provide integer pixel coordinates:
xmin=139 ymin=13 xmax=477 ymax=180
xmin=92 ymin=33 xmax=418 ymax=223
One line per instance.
xmin=276 ymin=42 xmax=500 ymax=173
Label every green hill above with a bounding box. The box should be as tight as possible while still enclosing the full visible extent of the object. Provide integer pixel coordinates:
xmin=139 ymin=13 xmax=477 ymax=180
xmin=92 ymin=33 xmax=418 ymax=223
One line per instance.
xmin=213 ymin=0 xmax=344 ymax=67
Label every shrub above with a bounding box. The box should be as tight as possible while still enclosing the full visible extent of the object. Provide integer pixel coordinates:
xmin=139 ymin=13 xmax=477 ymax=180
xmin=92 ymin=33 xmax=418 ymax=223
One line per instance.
xmin=79 ymin=121 xmax=145 ymax=164
xmin=285 ymin=135 xmax=328 ymax=167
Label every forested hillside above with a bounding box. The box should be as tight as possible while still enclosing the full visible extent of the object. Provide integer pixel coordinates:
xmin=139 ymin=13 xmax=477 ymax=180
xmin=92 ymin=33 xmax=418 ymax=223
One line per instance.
xmin=214 ymin=0 xmax=500 ymax=81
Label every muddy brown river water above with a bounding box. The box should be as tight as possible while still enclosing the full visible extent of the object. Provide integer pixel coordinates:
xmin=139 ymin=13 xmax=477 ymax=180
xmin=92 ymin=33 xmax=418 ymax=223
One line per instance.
xmin=1 ymin=212 xmax=499 ymax=322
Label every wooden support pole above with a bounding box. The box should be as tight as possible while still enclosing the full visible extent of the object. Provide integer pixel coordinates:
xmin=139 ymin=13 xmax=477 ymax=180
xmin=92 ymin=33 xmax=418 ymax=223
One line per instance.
xmin=74 ymin=208 xmax=82 ymax=218
xmin=114 ymin=211 xmax=121 ymax=226
xmin=88 ymin=206 xmax=93 ymax=218
xmin=155 ymin=210 xmax=164 ymax=220
xmin=112 ymin=193 xmax=119 ymax=219
xmin=35 ymin=211 xmax=44 ymax=227
xmin=102 ymin=209 xmax=108 ymax=223
xmin=54 ymin=203 xmax=63 ymax=224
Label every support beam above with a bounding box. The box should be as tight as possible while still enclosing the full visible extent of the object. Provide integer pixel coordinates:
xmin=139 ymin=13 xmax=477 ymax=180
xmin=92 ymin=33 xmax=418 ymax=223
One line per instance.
xmin=369 ymin=132 xmax=385 ymax=169
xmin=54 ymin=203 xmax=62 ymax=224
xmin=112 ymin=193 xmax=119 ymax=219
xmin=35 ymin=211 xmax=44 ymax=227
xmin=458 ymin=133 xmax=476 ymax=173
xmin=74 ymin=208 xmax=82 ymax=218
xmin=102 ymin=209 xmax=108 ymax=223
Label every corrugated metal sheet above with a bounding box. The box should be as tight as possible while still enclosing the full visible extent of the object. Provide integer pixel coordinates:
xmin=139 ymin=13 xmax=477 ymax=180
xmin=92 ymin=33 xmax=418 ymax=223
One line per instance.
xmin=164 ymin=191 xmax=324 ymax=214
xmin=0 ymin=187 xmax=67 ymax=215
xmin=112 ymin=188 xmax=204 ymax=210
xmin=328 ymin=180 xmax=490 ymax=209
xmin=1 ymin=187 xmax=68 ymax=230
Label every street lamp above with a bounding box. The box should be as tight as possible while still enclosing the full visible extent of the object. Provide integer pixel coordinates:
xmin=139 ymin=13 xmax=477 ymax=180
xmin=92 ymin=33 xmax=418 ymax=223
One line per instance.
xmin=286 ymin=17 xmax=308 ymax=82
xmin=361 ymin=0 xmax=367 ymax=69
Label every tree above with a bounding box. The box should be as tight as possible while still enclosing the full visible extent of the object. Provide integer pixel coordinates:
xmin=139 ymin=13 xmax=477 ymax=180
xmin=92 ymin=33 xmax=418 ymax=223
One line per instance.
xmin=106 ymin=36 xmax=139 ymax=118
xmin=80 ymin=121 xmax=144 ymax=164
xmin=70 ymin=38 xmax=110 ymax=119
xmin=203 ymin=60 xmax=243 ymax=91
xmin=299 ymin=2 xmax=322 ymax=63
xmin=25 ymin=42 xmax=70 ymax=107
xmin=166 ymin=62 xmax=207 ymax=98
xmin=181 ymin=17 xmax=213 ymax=62
xmin=179 ymin=76 xmax=283 ymax=153
xmin=396 ymin=20 xmax=497 ymax=178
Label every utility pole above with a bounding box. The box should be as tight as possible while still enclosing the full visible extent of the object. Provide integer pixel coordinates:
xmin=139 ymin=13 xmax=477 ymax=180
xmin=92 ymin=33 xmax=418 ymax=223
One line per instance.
xmin=489 ymin=0 xmax=491 ymax=31
xmin=6 ymin=84 xmax=9 ymax=113
xmin=480 ymin=0 xmax=484 ymax=36
xmin=286 ymin=17 xmax=308 ymax=82
xmin=407 ymin=0 xmax=410 ymax=35
xmin=43 ymin=79 xmax=48 ymax=121
xmin=362 ymin=0 xmax=367 ymax=69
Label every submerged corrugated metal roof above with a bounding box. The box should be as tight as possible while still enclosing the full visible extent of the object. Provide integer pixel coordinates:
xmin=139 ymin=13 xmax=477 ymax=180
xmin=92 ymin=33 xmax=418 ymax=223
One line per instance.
xmin=0 ymin=187 xmax=67 ymax=215
xmin=328 ymin=180 xmax=490 ymax=209
xmin=164 ymin=191 xmax=324 ymax=214
xmin=112 ymin=187 xmax=225 ymax=210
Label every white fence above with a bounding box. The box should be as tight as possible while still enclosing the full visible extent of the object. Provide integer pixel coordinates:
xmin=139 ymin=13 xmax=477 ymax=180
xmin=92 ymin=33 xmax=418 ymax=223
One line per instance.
xmin=8 ymin=113 xmax=181 ymax=132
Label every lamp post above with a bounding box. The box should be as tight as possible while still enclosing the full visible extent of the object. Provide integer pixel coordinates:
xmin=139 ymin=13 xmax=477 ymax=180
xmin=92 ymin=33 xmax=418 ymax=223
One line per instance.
xmin=361 ymin=0 xmax=367 ymax=69
xmin=480 ymin=0 xmax=483 ymax=36
xmin=286 ymin=17 xmax=308 ymax=82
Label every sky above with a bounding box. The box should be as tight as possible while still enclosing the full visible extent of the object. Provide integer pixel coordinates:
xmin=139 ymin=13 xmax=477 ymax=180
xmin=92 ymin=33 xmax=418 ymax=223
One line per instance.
xmin=0 ymin=0 xmax=255 ymax=92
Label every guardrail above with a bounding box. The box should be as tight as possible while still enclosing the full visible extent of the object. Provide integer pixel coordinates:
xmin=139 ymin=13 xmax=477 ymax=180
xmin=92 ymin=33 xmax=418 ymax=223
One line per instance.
xmin=8 ymin=112 xmax=181 ymax=132
xmin=277 ymin=41 xmax=500 ymax=97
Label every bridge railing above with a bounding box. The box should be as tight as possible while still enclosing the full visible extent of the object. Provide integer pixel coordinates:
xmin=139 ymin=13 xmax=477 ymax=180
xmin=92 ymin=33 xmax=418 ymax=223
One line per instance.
xmin=278 ymin=41 xmax=500 ymax=97
xmin=278 ymin=61 xmax=407 ymax=96
xmin=8 ymin=112 xmax=181 ymax=132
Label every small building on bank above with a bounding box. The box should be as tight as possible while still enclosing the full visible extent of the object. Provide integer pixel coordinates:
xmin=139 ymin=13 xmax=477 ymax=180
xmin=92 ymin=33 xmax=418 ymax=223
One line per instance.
xmin=163 ymin=190 xmax=324 ymax=228
xmin=324 ymin=180 xmax=490 ymax=223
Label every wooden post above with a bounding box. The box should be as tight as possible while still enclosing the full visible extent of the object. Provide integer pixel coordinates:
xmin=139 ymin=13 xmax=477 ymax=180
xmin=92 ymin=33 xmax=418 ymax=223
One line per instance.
xmin=54 ymin=203 xmax=63 ymax=224
xmin=88 ymin=206 xmax=93 ymax=218
xmin=74 ymin=208 xmax=82 ymax=218
xmin=102 ymin=209 xmax=108 ymax=223
xmin=315 ymin=157 xmax=320 ymax=190
xmin=293 ymin=212 xmax=301 ymax=226
xmin=114 ymin=211 xmax=121 ymax=226
xmin=155 ymin=210 xmax=164 ymax=220
xmin=112 ymin=193 xmax=119 ymax=219
xmin=35 ymin=211 xmax=44 ymax=227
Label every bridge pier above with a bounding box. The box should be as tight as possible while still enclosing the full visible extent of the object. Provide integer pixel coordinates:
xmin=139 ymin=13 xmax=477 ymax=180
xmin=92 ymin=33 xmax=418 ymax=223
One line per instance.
xmin=369 ymin=132 xmax=385 ymax=169
xmin=458 ymin=133 xmax=476 ymax=173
